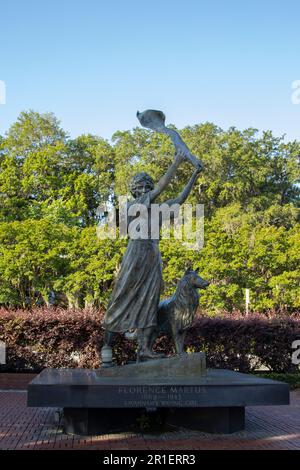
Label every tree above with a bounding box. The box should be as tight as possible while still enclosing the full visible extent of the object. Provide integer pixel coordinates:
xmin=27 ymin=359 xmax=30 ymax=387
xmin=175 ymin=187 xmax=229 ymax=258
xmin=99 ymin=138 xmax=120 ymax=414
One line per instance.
xmin=0 ymin=220 xmax=74 ymax=307
xmin=0 ymin=110 xmax=299 ymax=312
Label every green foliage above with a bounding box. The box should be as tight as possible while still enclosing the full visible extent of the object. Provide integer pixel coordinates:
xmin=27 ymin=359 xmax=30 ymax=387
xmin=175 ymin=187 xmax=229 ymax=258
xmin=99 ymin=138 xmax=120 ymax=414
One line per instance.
xmin=0 ymin=112 xmax=115 ymax=226
xmin=255 ymin=372 xmax=300 ymax=390
xmin=56 ymin=227 xmax=126 ymax=308
xmin=0 ymin=219 xmax=73 ymax=306
xmin=0 ymin=111 xmax=299 ymax=311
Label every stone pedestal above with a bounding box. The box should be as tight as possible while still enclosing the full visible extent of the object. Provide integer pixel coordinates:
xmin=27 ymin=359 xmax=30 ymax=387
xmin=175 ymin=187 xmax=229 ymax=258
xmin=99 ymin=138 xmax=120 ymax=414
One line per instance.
xmin=63 ymin=408 xmax=143 ymax=435
xmin=166 ymin=407 xmax=245 ymax=434
xmin=27 ymin=353 xmax=289 ymax=435
xmin=63 ymin=406 xmax=245 ymax=435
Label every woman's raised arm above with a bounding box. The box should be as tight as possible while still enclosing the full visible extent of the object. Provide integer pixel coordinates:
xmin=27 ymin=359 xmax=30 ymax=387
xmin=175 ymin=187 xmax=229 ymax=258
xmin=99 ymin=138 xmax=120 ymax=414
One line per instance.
xmin=162 ymin=165 xmax=202 ymax=207
xmin=149 ymin=151 xmax=186 ymax=202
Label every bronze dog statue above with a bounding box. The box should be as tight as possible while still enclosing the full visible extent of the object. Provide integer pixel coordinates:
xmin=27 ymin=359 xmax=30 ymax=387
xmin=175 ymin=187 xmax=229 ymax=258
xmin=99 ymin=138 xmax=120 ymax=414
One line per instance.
xmin=149 ymin=268 xmax=209 ymax=355
xmin=125 ymin=269 xmax=209 ymax=358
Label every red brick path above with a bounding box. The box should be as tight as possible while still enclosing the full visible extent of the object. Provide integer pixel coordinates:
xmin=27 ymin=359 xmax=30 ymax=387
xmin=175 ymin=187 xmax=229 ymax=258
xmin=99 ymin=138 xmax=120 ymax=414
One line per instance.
xmin=0 ymin=386 xmax=299 ymax=450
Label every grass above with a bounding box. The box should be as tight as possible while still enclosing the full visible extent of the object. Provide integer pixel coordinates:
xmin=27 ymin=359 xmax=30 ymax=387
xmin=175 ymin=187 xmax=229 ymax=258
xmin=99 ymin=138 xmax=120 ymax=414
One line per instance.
xmin=255 ymin=372 xmax=300 ymax=390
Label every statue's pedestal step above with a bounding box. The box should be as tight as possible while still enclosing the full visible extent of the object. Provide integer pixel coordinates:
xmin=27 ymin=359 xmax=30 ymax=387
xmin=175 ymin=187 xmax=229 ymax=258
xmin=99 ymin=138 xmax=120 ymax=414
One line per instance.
xmin=100 ymin=352 xmax=206 ymax=378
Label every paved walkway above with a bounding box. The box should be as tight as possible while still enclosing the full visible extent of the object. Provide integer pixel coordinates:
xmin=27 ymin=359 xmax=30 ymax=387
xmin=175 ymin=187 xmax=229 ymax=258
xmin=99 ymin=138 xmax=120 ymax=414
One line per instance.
xmin=0 ymin=374 xmax=299 ymax=450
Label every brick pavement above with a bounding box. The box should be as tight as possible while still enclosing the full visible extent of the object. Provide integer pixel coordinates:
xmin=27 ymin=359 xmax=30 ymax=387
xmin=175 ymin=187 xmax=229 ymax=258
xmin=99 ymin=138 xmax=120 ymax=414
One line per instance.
xmin=0 ymin=385 xmax=299 ymax=450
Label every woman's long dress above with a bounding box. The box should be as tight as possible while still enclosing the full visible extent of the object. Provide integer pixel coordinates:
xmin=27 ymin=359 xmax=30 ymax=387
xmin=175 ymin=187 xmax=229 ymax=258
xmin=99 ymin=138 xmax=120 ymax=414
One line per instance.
xmin=103 ymin=193 xmax=162 ymax=333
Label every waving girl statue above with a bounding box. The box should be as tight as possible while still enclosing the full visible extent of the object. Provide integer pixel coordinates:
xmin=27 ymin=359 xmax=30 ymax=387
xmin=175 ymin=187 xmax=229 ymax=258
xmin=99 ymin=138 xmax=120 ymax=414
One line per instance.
xmin=102 ymin=110 xmax=203 ymax=363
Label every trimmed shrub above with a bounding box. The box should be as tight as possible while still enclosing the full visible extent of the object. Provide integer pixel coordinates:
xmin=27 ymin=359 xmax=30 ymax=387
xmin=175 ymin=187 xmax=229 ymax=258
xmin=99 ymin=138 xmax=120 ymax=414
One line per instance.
xmin=0 ymin=308 xmax=299 ymax=373
xmin=184 ymin=314 xmax=300 ymax=373
xmin=0 ymin=308 xmax=104 ymax=371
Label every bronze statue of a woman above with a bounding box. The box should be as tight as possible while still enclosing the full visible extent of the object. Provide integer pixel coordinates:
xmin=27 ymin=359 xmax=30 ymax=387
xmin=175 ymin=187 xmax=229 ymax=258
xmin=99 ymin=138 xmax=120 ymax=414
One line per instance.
xmin=102 ymin=110 xmax=203 ymax=363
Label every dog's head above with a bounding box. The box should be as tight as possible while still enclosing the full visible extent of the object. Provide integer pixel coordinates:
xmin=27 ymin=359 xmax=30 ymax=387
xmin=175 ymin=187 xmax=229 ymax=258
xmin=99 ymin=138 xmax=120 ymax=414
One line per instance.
xmin=184 ymin=268 xmax=210 ymax=289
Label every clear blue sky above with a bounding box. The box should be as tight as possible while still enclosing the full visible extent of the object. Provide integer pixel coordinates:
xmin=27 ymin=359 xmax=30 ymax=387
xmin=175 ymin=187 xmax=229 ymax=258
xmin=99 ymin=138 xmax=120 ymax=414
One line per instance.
xmin=1 ymin=0 xmax=300 ymax=141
